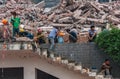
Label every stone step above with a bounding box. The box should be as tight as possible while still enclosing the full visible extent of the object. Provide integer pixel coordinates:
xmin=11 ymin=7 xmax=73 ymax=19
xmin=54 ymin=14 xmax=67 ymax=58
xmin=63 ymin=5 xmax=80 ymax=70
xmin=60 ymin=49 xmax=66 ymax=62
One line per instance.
xmin=39 ymin=51 xmax=95 ymax=79
xmin=40 ymin=43 xmax=120 ymax=78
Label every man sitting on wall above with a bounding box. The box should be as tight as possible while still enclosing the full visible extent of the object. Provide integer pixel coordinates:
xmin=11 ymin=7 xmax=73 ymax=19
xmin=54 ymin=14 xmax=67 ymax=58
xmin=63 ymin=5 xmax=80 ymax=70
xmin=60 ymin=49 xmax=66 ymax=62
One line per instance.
xmin=69 ymin=27 xmax=78 ymax=43
xmin=88 ymin=26 xmax=97 ymax=42
xmin=34 ymin=28 xmax=46 ymax=45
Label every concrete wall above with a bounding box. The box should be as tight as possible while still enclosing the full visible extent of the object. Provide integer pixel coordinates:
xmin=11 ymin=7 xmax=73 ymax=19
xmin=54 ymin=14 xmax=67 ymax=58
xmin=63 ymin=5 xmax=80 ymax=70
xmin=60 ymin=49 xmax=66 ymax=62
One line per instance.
xmin=40 ymin=43 xmax=120 ymax=78
xmin=0 ymin=50 xmax=93 ymax=79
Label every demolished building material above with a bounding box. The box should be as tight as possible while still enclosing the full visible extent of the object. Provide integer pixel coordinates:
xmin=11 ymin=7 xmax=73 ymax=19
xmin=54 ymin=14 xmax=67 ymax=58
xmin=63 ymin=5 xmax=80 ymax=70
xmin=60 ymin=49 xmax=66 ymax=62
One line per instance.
xmin=34 ymin=1 xmax=45 ymax=8
xmin=0 ymin=0 xmax=120 ymax=41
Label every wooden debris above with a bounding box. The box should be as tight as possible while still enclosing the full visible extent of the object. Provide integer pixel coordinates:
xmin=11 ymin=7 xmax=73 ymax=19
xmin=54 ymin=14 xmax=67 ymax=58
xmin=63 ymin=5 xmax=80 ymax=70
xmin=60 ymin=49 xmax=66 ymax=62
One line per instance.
xmin=0 ymin=0 xmax=120 ymax=41
xmin=34 ymin=1 xmax=45 ymax=8
xmin=51 ymin=23 xmax=72 ymax=27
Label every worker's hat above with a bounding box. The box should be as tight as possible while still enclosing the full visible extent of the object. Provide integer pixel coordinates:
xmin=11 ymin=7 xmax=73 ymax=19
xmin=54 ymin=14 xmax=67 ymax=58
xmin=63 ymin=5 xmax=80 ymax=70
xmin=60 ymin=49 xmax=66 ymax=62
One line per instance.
xmin=20 ymin=24 xmax=25 ymax=28
xmin=58 ymin=31 xmax=65 ymax=36
xmin=2 ymin=19 xmax=8 ymax=25
xmin=37 ymin=28 xmax=42 ymax=33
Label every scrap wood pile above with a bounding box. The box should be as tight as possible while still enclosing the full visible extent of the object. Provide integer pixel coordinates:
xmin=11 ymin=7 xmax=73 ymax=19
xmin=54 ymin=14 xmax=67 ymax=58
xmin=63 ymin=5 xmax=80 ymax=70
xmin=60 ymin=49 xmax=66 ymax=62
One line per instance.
xmin=0 ymin=0 xmax=45 ymax=22
xmin=48 ymin=1 xmax=120 ymax=28
xmin=0 ymin=0 xmax=120 ymax=28
xmin=0 ymin=0 xmax=120 ymax=42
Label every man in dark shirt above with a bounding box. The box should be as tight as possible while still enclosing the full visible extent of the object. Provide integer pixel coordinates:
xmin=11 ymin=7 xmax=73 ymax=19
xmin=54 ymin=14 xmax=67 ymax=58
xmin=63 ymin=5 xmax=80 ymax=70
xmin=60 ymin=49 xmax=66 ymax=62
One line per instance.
xmin=88 ymin=26 xmax=97 ymax=42
xmin=69 ymin=27 xmax=78 ymax=43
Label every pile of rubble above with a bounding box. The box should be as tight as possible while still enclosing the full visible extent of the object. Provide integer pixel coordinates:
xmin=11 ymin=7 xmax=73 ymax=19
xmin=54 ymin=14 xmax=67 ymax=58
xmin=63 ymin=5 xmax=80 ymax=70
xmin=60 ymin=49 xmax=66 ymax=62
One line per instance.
xmin=0 ymin=0 xmax=120 ymax=41
xmin=49 ymin=1 xmax=120 ymax=29
xmin=0 ymin=0 xmax=45 ymax=31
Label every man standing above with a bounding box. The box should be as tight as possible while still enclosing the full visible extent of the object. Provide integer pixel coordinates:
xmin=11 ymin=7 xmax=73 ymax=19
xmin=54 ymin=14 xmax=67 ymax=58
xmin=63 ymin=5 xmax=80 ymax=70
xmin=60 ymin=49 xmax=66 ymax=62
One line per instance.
xmin=2 ymin=19 xmax=10 ymax=41
xmin=10 ymin=12 xmax=20 ymax=37
xmin=48 ymin=26 xmax=58 ymax=50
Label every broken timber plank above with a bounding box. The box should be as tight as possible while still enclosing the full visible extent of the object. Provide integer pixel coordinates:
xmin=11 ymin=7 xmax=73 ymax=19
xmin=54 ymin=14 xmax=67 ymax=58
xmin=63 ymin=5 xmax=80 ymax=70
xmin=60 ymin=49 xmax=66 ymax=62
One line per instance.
xmin=77 ymin=17 xmax=104 ymax=23
xmin=90 ymin=2 xmax=101 ymax=12
xmin=73 ymin=10 xmax=82 ymax=18
xmin=51 ymin=23 xmax=72 ymax=27
xmin=34 ymin=1 xmax=45 ymax=8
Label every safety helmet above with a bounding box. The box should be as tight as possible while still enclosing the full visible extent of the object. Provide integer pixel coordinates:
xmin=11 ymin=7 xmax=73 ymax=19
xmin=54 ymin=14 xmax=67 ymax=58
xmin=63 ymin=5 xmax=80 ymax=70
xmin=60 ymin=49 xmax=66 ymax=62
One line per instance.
xmin=20 ymin=24 xmax=25 ymax=28
xmin=58 ymin=31 xmax=65 ymax=36
xmin=2 ymin=19 xmax=8 ymax=25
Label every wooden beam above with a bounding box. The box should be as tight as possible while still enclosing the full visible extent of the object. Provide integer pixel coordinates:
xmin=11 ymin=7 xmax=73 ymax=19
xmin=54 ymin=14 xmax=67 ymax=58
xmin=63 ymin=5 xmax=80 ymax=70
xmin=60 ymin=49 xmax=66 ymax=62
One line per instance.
xmin=51 ymin=23 xmax=72 ymax=27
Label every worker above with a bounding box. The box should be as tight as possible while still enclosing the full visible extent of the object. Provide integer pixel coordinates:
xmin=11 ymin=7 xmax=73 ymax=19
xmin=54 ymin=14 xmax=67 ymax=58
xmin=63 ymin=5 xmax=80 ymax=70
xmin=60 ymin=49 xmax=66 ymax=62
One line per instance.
xmin=10 ymin=11 xmax=20 ymax=37
xmin=2 ymin=19 xmax=10 ymax=41
xmin=88 ymin=26 xmax=97 ymax=42
xmin=34 ymin=28 xmax=46 ymax=45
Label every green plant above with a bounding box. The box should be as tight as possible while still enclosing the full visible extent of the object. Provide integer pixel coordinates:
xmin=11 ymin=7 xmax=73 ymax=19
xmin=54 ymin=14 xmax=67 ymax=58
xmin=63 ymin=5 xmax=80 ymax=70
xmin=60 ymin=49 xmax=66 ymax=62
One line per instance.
xmin=96 ymin=28 xmax=120 ymax=64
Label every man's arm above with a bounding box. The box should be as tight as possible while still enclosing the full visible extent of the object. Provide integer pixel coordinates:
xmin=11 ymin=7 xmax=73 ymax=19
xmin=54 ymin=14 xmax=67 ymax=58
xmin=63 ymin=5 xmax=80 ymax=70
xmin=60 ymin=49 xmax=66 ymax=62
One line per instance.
xmin=88 ymin=31 xmax=91 ymax=40
xmin=37 ymin=34 xmax=44 ymax=38
xmin=90 ymin=32 xmax=97 ymax=40
xmin=102 ymin=63 xmax=111 ymax=69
